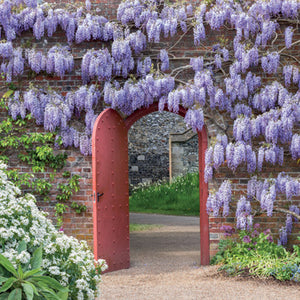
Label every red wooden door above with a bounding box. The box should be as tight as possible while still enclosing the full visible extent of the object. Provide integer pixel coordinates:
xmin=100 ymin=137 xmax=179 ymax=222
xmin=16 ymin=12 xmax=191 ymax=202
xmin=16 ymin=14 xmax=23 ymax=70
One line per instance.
xmin=92 ymin=108 xmax=130 ymax=272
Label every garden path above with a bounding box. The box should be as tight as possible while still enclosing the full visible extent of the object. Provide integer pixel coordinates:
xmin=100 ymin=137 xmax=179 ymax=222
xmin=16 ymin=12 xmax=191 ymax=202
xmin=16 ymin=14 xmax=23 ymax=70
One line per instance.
xmin=99 ymin=213 xmax=300 ymax=300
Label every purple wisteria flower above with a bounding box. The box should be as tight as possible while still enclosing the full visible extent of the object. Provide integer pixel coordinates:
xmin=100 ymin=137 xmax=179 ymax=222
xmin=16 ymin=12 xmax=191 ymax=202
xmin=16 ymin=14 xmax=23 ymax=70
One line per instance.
xmin=278 ymin=227 xmax=288 ymax=246
xmin=236 ymin=195 xmax=252 ymax=230
xmin=160 ymin=49 xmax=169 ymax=72
xmin=206 ymin=192 xmax=218 ymax=216
xmin=260 ymin=183 xmax=276 ymax=217
xmin=184 ymin=108 xmax=204 ymax=132
xmin=285 ymin=26 xmax=293 ymax=49
xmin=193 ymin=18 xmax=205 ymax=45
xmin=261 ymin=52 xmax=279 ymax=74
xmin=283 ymin=65 xmax=293 ymax=87
xmin=217 ymin=180 xmax=232 ymax=217
xmin=190 ymin=57 xmax=203 ymax=72
xmin=214 ymin=54 xmax=222 ymax=69
xmin=85 ymin=0 xmax=91 ymax=11
xmin=286 ymin=214 xmax=293 ymax=234
xmin=290 ymin=134 xmax=300 ymax=160
xmin=213 ymin=143 xmax=224 ymax=169
xmin=81 ymin=49 xmax=112 ymax=83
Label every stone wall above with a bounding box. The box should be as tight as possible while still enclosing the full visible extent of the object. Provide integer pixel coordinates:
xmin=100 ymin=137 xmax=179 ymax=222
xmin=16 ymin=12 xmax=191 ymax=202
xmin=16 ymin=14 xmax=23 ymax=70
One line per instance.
xmin=128 ymin=111 xmax=201 ymax=186
xmin=128 ymin=111 xmax=186 ymax=186
xmin=169 ymin=129 xmax=199 ymax=180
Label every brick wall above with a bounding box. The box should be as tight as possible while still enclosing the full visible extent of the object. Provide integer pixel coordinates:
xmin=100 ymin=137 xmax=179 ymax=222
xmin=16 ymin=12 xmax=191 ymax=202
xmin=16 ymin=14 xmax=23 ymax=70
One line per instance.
xmin=0 ymin=0 xmax=299 ymax=257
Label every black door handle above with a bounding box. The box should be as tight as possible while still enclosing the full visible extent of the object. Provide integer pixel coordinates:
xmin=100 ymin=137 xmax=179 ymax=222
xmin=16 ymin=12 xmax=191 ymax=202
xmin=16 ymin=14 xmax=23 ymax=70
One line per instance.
xmin=97 ymin=192 xmax=104 ymax=202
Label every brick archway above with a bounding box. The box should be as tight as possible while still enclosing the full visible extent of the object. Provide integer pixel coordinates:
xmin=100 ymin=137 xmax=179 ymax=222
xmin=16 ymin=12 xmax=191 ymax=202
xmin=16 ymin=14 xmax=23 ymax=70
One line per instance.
xmin=92 ymin=103 xmax=209 ymax=272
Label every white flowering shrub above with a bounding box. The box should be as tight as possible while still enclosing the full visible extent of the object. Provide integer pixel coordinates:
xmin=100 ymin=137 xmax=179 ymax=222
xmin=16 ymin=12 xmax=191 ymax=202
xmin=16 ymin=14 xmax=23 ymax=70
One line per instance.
xmin=0 ymin=161 xmax=107 ymax=299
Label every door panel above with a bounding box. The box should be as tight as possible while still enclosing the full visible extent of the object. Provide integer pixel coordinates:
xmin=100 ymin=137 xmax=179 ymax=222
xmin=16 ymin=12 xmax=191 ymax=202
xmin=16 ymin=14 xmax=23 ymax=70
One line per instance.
xmin=92 ymin=109 xmax=129 ymax=272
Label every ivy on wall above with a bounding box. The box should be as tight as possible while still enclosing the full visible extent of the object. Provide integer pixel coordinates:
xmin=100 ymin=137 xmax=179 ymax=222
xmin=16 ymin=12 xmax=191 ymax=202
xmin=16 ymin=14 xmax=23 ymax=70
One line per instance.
xmin=0 ymin=88 xmax=86 ymax=228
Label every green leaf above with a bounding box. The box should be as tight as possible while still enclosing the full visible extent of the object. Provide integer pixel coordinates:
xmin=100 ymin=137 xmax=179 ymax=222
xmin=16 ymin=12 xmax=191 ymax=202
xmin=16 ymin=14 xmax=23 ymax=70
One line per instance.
xmin=32 ymin=279 xmax=48 ymax=290
xmin=40 ymin=290 xmax=61 ymax=300
xmin=17 ymin=240 xmax=27 ymax=254
xmin=8 ymin=288 xmax=22 ymax=300
xmin=0 ymin=293 xmax=9 ymax=300
xmin=22 ymin=282 xmax=34 ymax=300
xmin=0 ymin=254 xmax=18 ymax=277
xmin=0 ymin=276 xmax=8 ymax=284
xmin=0 ymin=277 xmax=18 ymax=292
xmin=2 ymin=90 xmax=14 ymax=99
xmin=23 ymin=268 xmax=43 ymax=279
xmin=57 ymin=288 xmax=69 ymax=300
xmin=17 ymin=264 xmax=24 ymax=279
xmin=33 ymin=276 xmax=65 ymax=291
xmin=30 ymin=247 xmax=42 ymax=270
xmin=24 ymin=281 xmax=39 ymax=296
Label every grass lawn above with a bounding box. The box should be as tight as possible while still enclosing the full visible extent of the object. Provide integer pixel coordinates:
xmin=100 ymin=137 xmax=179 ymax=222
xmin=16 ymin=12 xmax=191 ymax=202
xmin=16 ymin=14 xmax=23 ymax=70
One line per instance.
xmin=129 ymin=172 xmax=199 ymax=216
xmin=129 ymin=223 xmax=162 ymax=232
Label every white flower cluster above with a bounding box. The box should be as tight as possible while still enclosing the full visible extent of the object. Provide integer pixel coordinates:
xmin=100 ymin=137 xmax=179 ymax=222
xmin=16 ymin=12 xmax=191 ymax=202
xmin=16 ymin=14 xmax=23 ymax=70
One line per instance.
xmin=0 ymin=161 xmax=107 ymax=299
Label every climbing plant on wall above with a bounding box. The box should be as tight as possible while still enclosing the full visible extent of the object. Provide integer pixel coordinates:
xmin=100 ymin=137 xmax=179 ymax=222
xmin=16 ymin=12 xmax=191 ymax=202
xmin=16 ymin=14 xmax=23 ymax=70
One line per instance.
xmin=0 ymin=0 xmax=299 ymax=242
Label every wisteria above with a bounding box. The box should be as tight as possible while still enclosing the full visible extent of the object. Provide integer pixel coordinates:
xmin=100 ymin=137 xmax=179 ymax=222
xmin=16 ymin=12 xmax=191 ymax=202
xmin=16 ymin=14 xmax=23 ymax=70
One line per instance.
xmin=75 ymin=14 xmax=109 ymax=43
xmin=160 ymin=49 xmax=169 ymax=72
xmin=285 ymin=26 xmax=294 ymax=49
xmin=261 ymin=52 xmax=280 ymax=74
xmin=243 ymin=174 xmax=300 ymax=244
xmin=1 ymin=47 xmax=25 ymax=81
xmin=6 ymin=83 xmax=101 ymax=156
xmin=236 ymin=195 xmax=252 ymax=230
xmin=0 ymin=41 xmax=13 ymax=59
xmin=206 ymin=180 xmax=232 ymax=217
xmin=26 ymin=45 xmax=74 ymax=78
xmin=81 ymin=49 xmax=112 ymax=83
xmin=104 ymin=74 xmax=175 ymax=115
xmin=0 ymin=0 xmax=299 ymax=246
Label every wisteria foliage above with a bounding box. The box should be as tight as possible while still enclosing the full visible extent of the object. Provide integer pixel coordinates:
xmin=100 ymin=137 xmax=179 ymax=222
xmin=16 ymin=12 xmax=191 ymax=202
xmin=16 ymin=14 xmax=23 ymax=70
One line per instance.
xmin=0 ymin=0 xmax=300 ymax=244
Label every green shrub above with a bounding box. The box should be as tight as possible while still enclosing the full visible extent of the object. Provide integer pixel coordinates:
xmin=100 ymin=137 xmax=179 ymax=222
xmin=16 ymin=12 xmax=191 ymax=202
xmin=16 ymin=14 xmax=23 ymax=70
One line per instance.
xmin=0 ymin=161 xmax=107 ymax=299
xmin=130 ymin=172 xmax=199 ymax=216
xmin=212 ymin=224 xmax=300 ymax=282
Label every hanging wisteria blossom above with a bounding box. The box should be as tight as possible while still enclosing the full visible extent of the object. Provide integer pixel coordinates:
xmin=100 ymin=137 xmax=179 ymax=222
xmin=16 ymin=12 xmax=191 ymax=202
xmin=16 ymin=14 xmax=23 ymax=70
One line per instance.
xmin=26 ymin=45 xmax=74 ymax=78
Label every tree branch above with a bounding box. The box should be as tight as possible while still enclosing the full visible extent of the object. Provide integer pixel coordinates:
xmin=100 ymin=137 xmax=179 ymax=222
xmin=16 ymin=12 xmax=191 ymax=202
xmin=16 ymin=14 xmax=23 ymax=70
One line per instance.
xmin=273 ymin=207 xmax=300 ymax=221
xmin=280 ymin=53 xmax=300 ymax=64
xmin=279 ymin=40 xmax=300 ymax=54
xmin=167 ymin=25 xmax=193 ymax=52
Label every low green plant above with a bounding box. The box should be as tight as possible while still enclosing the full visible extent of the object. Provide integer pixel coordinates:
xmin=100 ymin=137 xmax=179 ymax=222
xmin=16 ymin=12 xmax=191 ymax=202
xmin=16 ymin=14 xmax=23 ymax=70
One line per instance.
xmin=212 ymin=224 xmax=300 ymax=282
xmin=130 ymin=172 xmax=199 ymax=216
xmin=0 ymin=246 xmax=68 ymax=300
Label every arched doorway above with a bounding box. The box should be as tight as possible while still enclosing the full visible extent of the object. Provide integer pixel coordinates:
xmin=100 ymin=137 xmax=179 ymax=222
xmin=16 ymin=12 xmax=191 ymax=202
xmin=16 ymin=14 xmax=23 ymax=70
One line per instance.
xmin=92 ymin=103 xmax=209 ymax=272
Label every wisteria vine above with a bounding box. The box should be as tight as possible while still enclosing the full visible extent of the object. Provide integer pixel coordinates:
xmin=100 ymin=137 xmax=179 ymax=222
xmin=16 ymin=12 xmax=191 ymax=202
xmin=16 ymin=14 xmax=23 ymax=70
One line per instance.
xmin=0 ymin=0 xmax=299 ymax=245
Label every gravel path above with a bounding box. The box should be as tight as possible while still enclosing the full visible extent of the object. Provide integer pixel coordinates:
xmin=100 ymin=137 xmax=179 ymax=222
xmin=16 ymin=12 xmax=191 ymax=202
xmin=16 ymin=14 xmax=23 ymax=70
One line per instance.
xmin=99 ymin=213 xmax=300 ymax=300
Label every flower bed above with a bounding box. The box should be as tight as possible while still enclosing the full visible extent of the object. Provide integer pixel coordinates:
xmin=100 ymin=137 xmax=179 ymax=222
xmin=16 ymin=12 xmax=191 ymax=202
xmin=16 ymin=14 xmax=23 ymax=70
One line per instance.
xmin=0 ymin=161 xmax=107 ymax=299
xmin=212 ymin=224 xmax=300 ymax=282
